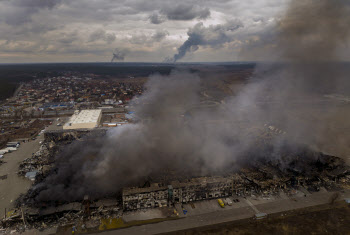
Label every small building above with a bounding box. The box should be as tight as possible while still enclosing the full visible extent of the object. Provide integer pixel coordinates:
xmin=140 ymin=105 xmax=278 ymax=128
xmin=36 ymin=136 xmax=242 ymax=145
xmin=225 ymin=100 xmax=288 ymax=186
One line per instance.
xmin=63 ymin=109 xmax=102 ymax=130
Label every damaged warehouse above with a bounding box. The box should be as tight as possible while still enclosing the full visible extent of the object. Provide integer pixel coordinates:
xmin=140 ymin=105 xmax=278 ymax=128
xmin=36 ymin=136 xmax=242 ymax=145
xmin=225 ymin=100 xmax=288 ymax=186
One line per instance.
xmin=122 ymin=176 xmax=233 ymax=210
xmin=3 ymin=142 xmax=350 ymax=232
xmin=122 ymin=153 xmax=350 ymax=211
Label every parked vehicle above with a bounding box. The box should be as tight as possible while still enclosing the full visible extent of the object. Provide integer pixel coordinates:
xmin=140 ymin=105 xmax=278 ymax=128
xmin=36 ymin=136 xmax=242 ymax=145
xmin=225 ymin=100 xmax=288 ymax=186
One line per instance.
xmin=218 ymin=199 xmax=225 ymax=208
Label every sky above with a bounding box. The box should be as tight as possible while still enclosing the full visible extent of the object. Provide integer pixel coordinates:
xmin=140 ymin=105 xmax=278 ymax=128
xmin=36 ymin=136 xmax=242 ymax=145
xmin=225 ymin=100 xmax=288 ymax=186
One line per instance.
xmin=0 ymin=0 xmax=303 ymax=63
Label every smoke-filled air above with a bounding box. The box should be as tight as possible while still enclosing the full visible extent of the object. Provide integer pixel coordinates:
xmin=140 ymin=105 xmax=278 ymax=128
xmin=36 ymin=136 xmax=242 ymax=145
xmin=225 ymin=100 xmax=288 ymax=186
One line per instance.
xmin=35 ymin=0 xmax=350 ymax=202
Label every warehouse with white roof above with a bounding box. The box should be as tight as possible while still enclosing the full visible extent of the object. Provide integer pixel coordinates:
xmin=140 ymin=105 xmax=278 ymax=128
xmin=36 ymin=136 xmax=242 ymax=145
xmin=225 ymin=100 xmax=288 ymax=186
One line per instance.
xmin=63 ymin=109 xmax=102 ymax=130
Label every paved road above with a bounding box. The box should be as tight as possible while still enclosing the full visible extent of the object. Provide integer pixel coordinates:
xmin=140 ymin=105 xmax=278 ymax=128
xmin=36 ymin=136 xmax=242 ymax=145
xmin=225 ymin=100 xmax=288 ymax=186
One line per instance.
xmin=102 ymin=189 xmax=350 ymax=235
xmin=0 ymin=129 xmax=44 ymax=217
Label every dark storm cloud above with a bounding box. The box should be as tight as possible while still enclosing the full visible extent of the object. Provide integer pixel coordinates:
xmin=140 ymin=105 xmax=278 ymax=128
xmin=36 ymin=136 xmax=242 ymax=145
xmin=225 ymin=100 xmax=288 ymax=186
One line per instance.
xmin=167 ymin=19 xmax=244 ymax=62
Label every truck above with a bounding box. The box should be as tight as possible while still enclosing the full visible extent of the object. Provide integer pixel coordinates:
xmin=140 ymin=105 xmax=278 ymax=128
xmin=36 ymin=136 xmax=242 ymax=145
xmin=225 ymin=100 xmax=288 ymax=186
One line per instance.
xmin=218 ymin=199 xmax=225 ymax=208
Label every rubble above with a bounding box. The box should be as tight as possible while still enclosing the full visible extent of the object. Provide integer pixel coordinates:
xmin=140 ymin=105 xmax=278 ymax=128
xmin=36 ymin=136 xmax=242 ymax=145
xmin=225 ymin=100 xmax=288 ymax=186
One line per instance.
xmin=0 ymin=199 xmax=121 ymax=233
xmin=17 ymin=143 xmax=53 ymax=181
xmin=122 ymin=149 xmax=350 ymax=211
xmin=2 ymin=126 xmax=350 ymax=233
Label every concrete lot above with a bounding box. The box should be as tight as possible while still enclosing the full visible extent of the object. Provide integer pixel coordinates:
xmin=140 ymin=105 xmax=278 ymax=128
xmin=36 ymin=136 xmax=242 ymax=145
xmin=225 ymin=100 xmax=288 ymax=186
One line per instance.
xmin=0 ymin=121 xmax=55 ymax=218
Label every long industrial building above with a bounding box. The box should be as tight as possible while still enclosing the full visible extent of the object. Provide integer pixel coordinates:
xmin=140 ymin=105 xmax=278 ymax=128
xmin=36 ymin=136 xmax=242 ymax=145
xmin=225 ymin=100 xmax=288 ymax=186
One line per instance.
xmin=63 ymin=109 xmax=102 ymax=130
xmin=122 ymin=176 xmax=235 ymax=210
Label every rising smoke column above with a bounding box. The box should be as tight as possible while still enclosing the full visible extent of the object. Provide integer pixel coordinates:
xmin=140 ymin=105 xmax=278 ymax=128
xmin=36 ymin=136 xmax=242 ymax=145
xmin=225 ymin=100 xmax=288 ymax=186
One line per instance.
xmin=165 ymin=20 xmax=243 ymax=63
xmin=111 ymin=48 xmax=127 ymax=62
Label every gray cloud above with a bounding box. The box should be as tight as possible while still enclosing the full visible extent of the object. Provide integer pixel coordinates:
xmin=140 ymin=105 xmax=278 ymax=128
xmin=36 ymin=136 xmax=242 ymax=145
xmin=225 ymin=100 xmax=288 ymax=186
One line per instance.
xmin=2 ymin=0 xmax=346 ymax=63
xmin=149 ymin=13 xmax=166 ymax=24
xmin=151 ymin=29 xmax=169 ymax=42
xmin=161 ymin=4 xmax=210 ymax=21
xmin=12 ymin=0 xmax=63 ymax=9
xmin=130 ymin=30 xmax=169 ymax=46
xmin=88 ymin=29 xmax=116 ymax=44
xmin=1 ymin=0 xmax=63 ymax=25
xmin=149 ymin=4 xmax=210 ymax=24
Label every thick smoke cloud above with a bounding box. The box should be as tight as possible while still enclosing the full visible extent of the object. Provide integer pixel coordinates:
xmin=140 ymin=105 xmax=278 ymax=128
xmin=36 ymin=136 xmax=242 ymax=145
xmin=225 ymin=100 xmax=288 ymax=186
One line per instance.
xmin=35 ymin=0 xmax=350 ymax=202
xmin=235 ymin=0 xmax=350 ymax=155
xmin=166 ymin=20 xmax=243 ymax=62
xmin=36 ymin=71 xmax=257 ymax=201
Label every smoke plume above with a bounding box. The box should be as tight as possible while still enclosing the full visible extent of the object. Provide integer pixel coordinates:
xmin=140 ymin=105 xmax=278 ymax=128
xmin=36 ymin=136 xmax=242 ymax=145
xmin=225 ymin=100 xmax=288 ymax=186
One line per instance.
xmin=235 ymin=0 xmax=350 ymax=156
xmin=36 ymin=71 xmax=257 ymax=201
xmin=111 ymin=48 xmax=126 ymax=62
xmin=34 ymin=0 xmax=350 ymax=202
xmin=165 ymin=20 xmax=243 ymax=63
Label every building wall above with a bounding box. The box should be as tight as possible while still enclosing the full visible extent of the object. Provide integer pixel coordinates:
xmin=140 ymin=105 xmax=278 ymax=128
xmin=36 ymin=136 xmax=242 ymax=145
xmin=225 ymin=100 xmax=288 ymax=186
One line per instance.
xmin=122 ymin=177 xmax=234 ymax=211
xmin=63 ymin=122 xmax=98 ymax=130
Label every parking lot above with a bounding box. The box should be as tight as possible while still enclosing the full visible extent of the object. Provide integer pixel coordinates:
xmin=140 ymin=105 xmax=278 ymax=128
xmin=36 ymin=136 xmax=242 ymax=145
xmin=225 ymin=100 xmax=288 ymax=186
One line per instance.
xmin=0 ymin=122 xmax=53 ymax=218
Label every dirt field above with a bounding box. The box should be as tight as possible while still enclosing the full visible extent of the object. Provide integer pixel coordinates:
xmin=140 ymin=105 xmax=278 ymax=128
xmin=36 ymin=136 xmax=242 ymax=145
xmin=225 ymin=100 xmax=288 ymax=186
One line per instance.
xmin=166 ymin=202 xmax=350 ymax=235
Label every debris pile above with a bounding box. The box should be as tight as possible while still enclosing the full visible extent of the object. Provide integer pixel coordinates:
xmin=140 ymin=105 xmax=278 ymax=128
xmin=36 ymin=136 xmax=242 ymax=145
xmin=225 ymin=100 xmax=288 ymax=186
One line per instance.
xmin=121 ymin=150 xmax=350 ymax=211
xmin=17 ymin=143 xmax=53 ymax=181
xmin=0 ymin=199 xmax=121 ymax=233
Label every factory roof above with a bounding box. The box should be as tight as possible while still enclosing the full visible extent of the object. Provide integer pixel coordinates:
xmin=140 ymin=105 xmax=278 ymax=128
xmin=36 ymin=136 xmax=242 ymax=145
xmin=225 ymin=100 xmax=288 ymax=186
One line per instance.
xmin=66 ymin=109 xmax=102 ymax=124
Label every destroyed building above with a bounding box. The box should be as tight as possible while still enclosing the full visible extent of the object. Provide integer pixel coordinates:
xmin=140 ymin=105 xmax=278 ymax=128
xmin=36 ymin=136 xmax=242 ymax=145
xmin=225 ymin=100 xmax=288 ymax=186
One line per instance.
xmin=122 ymin=176 xmax=233 ymax=210
xmin=121 ymin=153 xmax=350 ymax=211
